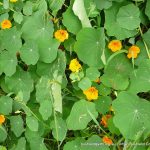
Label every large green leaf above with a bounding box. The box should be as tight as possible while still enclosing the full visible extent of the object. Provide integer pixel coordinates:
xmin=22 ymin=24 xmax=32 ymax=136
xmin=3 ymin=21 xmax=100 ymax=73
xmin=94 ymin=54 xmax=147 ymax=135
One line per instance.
xmin=75 ymin=28 xmax=105 ymax=68
xmin=66 ymin=100 xmax=98 ymax=130
xmin=0 ymin=51 xmax=17 ymax=76
xmin=0 ymin=96 xmax=13 ymax=115
xmin=20 ymin=40 xmax=39 ymax=65
xmin=116 ymin=4 xmax=140 ymax=30
xmin=5 ymin=67 xmax=34 ymax=102
xmin=1 ymin=27 xmax=22 ymax=54
xmin=21 ymin=11 xmax=53 ymax=41
xmin=38 ymin=38 xmax=59 ymax=63
xmin=10 ymin=115 xmax=24 ymax=137
xmin=112 ymin=92 xmax=150 ymax=140
xmin=51 ymin=117 xmax=67 ymax=141
xmin=73 ymin=0 xmax=91 ymax=27
xmin=128 ymin=59 xmax=150 ymax=93
xmin=101 ymin=73 xmax=129 ymax=90
xmin=102 ymin=54 xmax=132 ymax=90
xmin=62 ymin=6 xmax=82 ymax=34
xmin=104 ymin=2 xmax=137 ymax=39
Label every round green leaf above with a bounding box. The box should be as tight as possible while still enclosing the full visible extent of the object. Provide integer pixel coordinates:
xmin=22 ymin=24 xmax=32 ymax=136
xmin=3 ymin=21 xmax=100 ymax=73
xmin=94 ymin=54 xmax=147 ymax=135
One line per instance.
xmin=20 ymin=41 xmax=39 ymax=65
xmin=10 ymin=115 xmax=24 ymax=137
xmin=1 ymin=27 xmax=22 ymax=54
xmin=75 ymin=28 xmax=105 ymax=68
xmin=113 ymin=92 xmax=150 ymax=140
xmin=0 ymin=51 xmax=17 ymax=76
xmin=23 ymin=1 xmax=33 ymax=16
xmin=104 ymin=2 xmax=137 ymax=39
xmin=66 ymin=99 xmax=98 ymax=130
xmin=38 ymin=38 xmax=59 ymax=63
xmin=128 ymin=59 xmax=150 ymax=93
xmin=0 ymin=96 xmax=13 ymax=115
xmin=51 ymin=117 xmax=67 ymax=141
xmin=117 ymin=4 xmax=141 ymax=30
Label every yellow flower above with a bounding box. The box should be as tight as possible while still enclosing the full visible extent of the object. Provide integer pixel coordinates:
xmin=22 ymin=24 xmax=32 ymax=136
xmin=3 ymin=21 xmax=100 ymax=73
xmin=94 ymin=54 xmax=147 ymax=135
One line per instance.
xmin=83 ymin=87 xmax=98 ymax=101
xmin=54 ymin=29 xmax=68 ymax=42
xmin=102 ymin=136 xmax=113 ymax=145
xmin=69 ymin=58 xmax=82 ymax=72
xmin=1 ymin=20 xmax=12 ymax=29
xmin=108 ymin=40 xmax=122 ymax=52
xmin=0 ymin=115 xmax=5 ymax=125
xmin=127 ymin=45 xmax=140 ymax=59
xmin=10 ymin=0 xmax=18 ymax=2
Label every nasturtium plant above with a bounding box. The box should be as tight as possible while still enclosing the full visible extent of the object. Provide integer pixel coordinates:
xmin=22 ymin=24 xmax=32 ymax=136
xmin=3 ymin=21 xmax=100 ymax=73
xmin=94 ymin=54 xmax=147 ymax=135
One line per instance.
xmin=0 ymin=0 xmax=150 ymax=149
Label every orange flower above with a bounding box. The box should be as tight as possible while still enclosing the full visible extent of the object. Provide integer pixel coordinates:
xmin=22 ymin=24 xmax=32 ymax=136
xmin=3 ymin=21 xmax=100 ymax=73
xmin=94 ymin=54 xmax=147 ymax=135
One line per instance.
xmin=83 ymin=87 xmax=98 ymax=101
xmin=0 ymin=115 xmax=5 ymax=125
xmin=1 ymin=20 xmax=12 ymax=29
xmin=102 ymin=136 xmax=113 ymax=145
xmin=108 ymin=40 xmax=122 ymax=52
xmin=69 ymin=58 xmax=82 ymax=72
xmin=54 ymin=29 xmax=68 ymax=42
xmin=127 ymin=45 xmax=140 ymax=59
xmin=100 ymin=114 xmax=112 ymax=127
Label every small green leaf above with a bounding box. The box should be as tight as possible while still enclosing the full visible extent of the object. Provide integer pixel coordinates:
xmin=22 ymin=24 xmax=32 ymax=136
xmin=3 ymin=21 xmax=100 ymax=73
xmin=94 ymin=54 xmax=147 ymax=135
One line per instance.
xmin=0 ymin=96 xmax=13 ymax=115
xmin=26 ymin=116 xmax=38 ymax=132
xmin=10 ymin=115 xmax=24 ymax=137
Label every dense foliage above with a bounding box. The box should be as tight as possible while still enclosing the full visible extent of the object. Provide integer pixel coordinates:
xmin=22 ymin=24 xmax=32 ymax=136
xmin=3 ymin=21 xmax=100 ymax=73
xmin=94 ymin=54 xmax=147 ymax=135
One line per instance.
xmin=0 ymin=0 xmax=150 ymax=150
